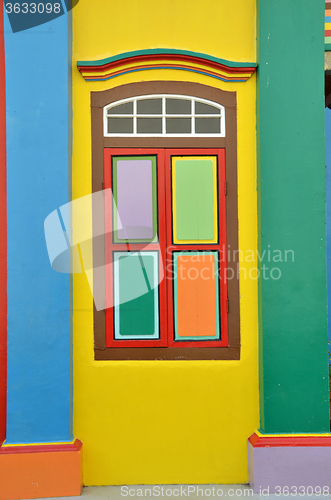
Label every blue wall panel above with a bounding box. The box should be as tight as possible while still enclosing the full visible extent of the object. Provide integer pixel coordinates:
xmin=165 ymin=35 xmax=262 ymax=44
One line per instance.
xmin=4 ymin=13 xmax=72 ymax=444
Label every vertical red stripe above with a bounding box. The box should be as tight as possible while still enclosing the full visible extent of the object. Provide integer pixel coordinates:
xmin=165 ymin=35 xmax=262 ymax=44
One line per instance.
xmin=0 ymin=0 xmax=6 ymax=444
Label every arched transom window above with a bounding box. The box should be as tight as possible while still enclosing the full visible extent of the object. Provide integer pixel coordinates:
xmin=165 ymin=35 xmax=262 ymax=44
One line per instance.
xmin=103 ymin=95 xmax=225 ymax=137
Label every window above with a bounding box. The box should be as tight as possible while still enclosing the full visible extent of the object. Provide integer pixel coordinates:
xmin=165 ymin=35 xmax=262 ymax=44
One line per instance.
xmin=91 ymin=81 xmax=240 ymax=360
xmin=104 ymin=96 xmax=225 ymax=137
xmin=104 ymin=148 xmax=228 ymax=350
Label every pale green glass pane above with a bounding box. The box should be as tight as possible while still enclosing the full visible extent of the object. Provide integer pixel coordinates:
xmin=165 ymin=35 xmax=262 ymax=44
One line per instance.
xmin=175 ymin=159 xmax=215 ymax=241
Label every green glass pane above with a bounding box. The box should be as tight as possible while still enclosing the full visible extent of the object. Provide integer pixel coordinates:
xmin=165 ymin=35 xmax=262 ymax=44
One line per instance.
xmin=115 ymin=253 xmax=159 ymax=338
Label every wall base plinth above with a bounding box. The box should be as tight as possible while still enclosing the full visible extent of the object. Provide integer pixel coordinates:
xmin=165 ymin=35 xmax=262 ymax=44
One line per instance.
xmin=248 ymin=433 xmax=331 ymax=494
xmin=0 ymin=439 xmax=83 ymax=499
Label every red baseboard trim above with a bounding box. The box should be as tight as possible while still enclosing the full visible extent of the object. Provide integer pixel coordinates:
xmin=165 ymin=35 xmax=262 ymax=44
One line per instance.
xmin=0 ymin=438 xmax=82 ymax=454
xmin=249 ymin=432 xmax=331 ymax=447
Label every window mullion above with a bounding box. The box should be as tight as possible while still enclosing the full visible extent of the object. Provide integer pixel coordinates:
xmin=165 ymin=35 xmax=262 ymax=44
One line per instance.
xmin=133 ymin=99 xmax=137 ymax=134
xmin=162 ymin=97 xmax=166 ymax=134
xmin=191 ymin=99 xmax=195 ymax=134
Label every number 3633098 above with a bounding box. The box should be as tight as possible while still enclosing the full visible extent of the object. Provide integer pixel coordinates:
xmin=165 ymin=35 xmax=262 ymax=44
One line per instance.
xmin=5 ymin=3 xmax=62 ymax=14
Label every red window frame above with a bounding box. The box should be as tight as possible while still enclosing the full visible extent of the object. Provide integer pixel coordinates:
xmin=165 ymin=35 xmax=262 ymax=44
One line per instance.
xmin=104 ymin=148 xmax=228 ymax=348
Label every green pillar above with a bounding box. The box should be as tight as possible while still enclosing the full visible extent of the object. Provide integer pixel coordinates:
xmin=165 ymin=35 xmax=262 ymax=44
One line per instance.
xmin=258 ymin=0 xmax=329 ymax=433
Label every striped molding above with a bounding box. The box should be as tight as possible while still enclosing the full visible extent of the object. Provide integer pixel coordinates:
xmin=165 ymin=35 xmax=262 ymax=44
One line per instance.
xmin=77 ymin=48 xmax=257 ymax=83
xmin=326 ymin=1 xmax=331 ymax=49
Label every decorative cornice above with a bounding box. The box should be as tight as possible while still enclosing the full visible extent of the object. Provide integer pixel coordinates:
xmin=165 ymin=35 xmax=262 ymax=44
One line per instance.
xmin=77 ymin=48 xmax=257 ymax=83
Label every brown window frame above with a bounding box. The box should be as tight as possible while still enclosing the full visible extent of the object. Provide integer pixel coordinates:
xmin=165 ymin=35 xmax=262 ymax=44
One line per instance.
xmin=91 ymin=81 xmax=240 ymax=360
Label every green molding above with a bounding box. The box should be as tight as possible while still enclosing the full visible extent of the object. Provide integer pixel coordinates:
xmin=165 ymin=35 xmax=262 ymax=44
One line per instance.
xmin=77 ymin=48 xmax=257 ymax=69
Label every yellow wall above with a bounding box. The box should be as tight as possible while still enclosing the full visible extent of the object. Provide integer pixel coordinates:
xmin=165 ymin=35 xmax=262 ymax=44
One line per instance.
xmin=72 ymin=0 xmax=258 ymax=485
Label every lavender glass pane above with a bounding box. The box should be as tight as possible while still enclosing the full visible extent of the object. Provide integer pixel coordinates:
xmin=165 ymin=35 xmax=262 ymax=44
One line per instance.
xmin=116 ymin=160 xmax=154 ymax=240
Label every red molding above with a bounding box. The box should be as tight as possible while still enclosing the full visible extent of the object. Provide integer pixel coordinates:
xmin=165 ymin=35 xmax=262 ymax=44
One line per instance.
xmin=249 ymin=433 xmax=331 ymax=447
xmin=0 ymin=0 xmax=7 ymax=445
xmin=0 ymin=439 xmax=82 ymax=455
xmin=248 ymin=433 xmax=260 ymax=446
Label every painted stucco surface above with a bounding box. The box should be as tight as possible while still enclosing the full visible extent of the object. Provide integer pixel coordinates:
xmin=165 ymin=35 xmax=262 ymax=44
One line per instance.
xmin=249 ymin=445 xmax=331 ymax=492
xmin=4 ymin=14 xmax=72 ymax=443
xmin=326 ymin=107 xmax=331 ymax=351
xmin=72 ymin=0 xmax=258 ymax=485
xmin=258 ymin=0 xmax=329 ymax=433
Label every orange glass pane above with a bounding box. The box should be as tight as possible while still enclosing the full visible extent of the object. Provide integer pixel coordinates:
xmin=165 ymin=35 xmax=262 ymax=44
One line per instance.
xmin=176 ymin=254 xmax=218 ymax=338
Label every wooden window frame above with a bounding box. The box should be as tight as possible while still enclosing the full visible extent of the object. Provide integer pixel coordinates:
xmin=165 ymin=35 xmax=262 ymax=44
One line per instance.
xmin=91 ymin=81 xmax=240 ymax=360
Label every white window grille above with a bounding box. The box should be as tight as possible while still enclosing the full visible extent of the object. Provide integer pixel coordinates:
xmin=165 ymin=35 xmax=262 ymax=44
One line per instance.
xmin=103 ymin=95 xmax=225 ymax=137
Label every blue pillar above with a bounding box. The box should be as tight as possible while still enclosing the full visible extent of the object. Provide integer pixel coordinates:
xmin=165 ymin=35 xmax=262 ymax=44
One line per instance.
xmin=4 ymin=11 xmax=72 ymax=444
